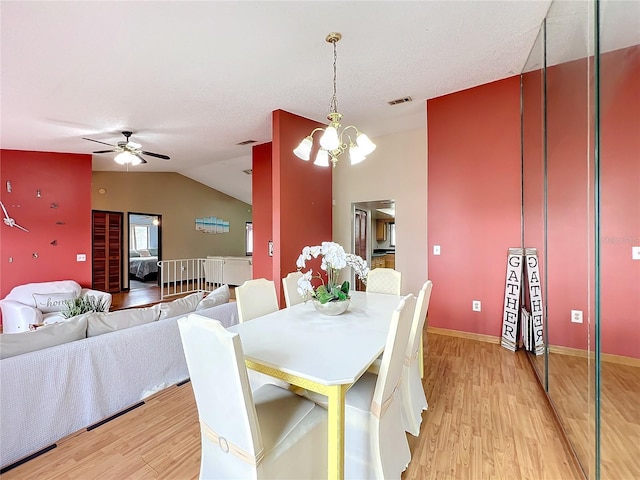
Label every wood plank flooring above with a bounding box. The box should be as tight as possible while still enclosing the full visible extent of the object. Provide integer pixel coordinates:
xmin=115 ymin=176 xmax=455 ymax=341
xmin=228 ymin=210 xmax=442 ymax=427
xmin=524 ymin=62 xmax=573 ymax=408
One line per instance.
xmin=1 ymin=333 xmax=582 ymax=480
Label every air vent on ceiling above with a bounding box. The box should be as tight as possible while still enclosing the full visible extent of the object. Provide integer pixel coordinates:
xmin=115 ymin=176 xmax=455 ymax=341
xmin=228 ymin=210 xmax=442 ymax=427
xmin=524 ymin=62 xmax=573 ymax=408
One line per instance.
xmin=243 ymin=169 xmax=253 ymax=175
xmin=387 ymin=96 xmax=413 ymax=106
xmin=236 ymin=139 xmax=257 ymax=146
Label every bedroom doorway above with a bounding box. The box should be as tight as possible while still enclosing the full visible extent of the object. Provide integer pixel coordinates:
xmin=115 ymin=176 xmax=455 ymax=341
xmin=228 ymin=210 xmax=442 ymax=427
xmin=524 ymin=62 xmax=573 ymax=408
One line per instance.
xmin=127 ymin=212 xmax=162 ymax=291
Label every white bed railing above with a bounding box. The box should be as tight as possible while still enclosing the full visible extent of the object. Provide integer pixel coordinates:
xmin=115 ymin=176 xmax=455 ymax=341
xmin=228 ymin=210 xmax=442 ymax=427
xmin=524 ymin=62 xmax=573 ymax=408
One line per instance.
xmin=158 ymin=257 xmax=252 ymax=300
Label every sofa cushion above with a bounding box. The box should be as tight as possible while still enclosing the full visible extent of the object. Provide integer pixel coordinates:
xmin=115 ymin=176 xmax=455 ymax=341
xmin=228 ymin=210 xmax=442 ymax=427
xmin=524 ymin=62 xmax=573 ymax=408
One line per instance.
xmin=0 ymin=316 xmax=88 ymax=359
xmin=86 ymin=307 xmax=161 ymax=337
xmin=6 ymin=280 xmax=81 ymax=307
xmin=158 ymin=292 xmax=204 ymax=319
xmin=196 ymin=284 xmax=230 ymax=311
xmin=32 ymin=291 xmax=77 ymax=313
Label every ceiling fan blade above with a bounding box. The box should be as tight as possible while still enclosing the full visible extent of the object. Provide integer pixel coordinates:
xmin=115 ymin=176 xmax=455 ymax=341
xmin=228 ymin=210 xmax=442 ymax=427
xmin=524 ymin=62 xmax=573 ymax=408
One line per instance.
xmin=93 ymin=149 xmax=118 ymax=154
xmin=135 ymin=154 xmax=148 ymax=164
xmin=141 ymin=151 xmax=170 ymax=160
xmin=83 ymin=137 xmax=117 ymax=147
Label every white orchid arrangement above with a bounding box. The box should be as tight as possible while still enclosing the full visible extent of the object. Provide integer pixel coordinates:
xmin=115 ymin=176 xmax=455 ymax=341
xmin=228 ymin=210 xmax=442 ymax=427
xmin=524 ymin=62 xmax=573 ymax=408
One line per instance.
xmin=296 ymin=241 xmax=369 ymax=304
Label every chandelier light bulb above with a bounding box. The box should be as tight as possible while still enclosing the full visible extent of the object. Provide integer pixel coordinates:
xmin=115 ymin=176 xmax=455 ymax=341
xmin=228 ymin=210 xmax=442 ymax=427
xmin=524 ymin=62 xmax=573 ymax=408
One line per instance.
xmin=293 ymin=136 xmax=313 ymax=160
xmin=349 ymin=144 xmax=366 ymax=165
xmin=356 ymin=133 xmax=376 ymax=156
xmin=314 ymin=149 xmax=330 ymax=167
xmin=319 ymin=126 xmax=340 ymax=151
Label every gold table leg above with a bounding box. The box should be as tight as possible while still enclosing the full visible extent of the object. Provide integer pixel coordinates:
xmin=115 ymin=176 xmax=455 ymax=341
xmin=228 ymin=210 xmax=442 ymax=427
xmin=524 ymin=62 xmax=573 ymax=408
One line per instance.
xmin=327 ymin=384 xmax=347 ymax=480
xmin=245 ymin=359 xmax=347 ymax=480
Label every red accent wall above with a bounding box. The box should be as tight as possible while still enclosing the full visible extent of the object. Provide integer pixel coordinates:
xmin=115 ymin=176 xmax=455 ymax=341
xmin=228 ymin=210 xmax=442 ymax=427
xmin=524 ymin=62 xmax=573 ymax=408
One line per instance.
xmin=427 ymin=77 xmax=522 ymax=337
xmin=252 ymin=110 xmax=332 ymax=306
xmin=0 ymin=150 xmax=93 ymax=302
xmin=428 ymin=46 xmax=639 ymax=358
xmin=252 ymin=142 xmax=273 ymax=280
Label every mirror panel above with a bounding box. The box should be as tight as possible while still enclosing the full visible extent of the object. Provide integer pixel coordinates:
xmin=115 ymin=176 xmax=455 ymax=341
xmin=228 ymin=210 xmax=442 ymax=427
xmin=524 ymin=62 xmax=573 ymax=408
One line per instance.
xmin=599 ymin=1 xmax=640 ymax=478
xmin=522 ymin=1 xmax=639 ymax=478
xmin=521 ymin=21 xmax=546 ymax=384
xmin=545 ymin=0 xmax=596 ymax=476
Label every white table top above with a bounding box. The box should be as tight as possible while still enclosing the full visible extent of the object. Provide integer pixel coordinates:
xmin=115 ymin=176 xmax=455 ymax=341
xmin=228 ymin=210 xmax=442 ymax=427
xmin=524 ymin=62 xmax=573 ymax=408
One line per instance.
xmin=228 ymin=291 xmax=403 ymax=386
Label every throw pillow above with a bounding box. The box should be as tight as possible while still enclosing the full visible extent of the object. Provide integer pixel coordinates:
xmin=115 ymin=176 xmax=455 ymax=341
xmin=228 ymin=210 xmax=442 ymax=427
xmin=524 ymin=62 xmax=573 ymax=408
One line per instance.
xmin=137 ymin=249 xmax=151 ymax=257
xmin=196 ymin=284 xmax=230 ymax=311
xmin=0 ymin=316 xmax=88 ymax=359
xmin=32 ymin=291 xmax=77 ymax=313
xmin=86 ymin=306 xmax=161 ymax=337
xmin=158 ymin=292 xmax=204 ymax=319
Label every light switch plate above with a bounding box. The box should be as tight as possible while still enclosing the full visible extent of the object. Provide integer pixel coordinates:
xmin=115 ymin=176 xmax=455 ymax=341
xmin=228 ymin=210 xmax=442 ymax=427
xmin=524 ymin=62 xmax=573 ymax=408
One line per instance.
xmin=632 ymin=246 xmax=640 ymax=260
xmin=433 ymin=245 xmax=441 ymax=255
xmin=76 ymin=254 xmax=86 ymax=262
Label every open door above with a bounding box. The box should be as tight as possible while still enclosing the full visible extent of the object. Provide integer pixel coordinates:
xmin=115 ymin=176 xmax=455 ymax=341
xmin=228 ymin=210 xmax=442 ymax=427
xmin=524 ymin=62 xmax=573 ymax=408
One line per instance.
xmin=128 ymin=212 xmax=162 ymax=291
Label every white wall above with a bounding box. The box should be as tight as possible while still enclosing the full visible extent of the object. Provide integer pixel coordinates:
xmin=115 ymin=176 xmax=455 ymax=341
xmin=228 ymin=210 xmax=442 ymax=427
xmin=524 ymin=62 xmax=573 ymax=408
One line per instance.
xmin=332 ymin=127 xmax=428 ymax=295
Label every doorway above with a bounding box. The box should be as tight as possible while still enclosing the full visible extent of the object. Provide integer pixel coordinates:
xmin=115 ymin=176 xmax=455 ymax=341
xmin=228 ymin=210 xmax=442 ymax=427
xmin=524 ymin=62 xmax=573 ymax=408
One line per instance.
xmin=127 ymin=212 xmax=162 ymax=291
xmin=351 ymin=200 xmax=396 ymax=290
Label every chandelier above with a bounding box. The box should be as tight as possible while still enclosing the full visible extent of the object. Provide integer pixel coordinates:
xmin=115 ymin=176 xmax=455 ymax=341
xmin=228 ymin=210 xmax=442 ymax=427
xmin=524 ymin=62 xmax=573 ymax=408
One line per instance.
xmin=293 ymin=32 xmax=376 ymax=168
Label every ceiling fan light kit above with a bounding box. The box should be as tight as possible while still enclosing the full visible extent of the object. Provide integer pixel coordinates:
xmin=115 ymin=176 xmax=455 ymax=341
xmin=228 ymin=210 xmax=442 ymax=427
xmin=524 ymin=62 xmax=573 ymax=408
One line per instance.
xmin=83 ymin=131 xmax=170 ymax=166
xmin=293 ymin=32 xmax=376 ymax=168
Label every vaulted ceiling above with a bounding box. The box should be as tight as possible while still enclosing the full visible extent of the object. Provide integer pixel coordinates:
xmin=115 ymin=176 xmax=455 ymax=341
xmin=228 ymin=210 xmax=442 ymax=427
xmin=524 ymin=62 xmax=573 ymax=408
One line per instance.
xmin=1 ymin=1 xmax=557 ymax=204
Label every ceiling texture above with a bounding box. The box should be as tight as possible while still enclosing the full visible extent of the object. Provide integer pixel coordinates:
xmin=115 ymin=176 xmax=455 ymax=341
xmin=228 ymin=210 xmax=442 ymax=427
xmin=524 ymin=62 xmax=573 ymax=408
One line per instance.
xmin=1 ymin=1 xmax=557 ymax=205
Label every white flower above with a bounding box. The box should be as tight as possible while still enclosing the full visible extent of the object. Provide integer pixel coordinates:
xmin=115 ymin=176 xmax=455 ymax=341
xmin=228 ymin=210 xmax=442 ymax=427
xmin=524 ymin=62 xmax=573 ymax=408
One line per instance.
xmin=296 ymin=270 xmax=314 ymax=297
xmin=295 ymin=241 xmax=369 ymax=302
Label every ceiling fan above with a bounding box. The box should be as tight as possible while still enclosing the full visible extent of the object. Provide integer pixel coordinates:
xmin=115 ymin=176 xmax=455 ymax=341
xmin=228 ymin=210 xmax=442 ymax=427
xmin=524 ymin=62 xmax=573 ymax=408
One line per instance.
xmin=83 ymin=131 xmax=170 ymax=165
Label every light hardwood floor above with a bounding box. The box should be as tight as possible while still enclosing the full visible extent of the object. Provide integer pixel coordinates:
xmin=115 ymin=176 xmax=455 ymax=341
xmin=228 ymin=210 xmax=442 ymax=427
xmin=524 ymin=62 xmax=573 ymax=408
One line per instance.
xmin=1 ymin=333 xmax=582 ymax=480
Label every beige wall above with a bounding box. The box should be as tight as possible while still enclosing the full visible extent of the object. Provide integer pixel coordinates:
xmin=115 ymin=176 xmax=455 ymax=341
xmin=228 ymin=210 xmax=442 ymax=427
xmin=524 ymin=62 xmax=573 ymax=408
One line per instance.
xmin=333 ymin=127 xmax=428 ymax=295
xmin=92 ymin=172 xmax=252 ymax=262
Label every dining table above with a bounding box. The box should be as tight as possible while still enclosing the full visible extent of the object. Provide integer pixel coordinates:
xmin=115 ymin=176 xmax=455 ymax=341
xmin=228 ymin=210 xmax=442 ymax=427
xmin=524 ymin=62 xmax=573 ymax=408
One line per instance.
xmin=227 ymin=290 xmax=403 ymax=480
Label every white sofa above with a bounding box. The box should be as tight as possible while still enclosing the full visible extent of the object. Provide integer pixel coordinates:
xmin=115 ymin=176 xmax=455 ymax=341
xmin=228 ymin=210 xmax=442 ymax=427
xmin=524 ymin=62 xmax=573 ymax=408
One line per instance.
xmin=0 ymin=280 xmax=113 ymax=333
xmin=0 ymin=291 xmax=239 ymax=470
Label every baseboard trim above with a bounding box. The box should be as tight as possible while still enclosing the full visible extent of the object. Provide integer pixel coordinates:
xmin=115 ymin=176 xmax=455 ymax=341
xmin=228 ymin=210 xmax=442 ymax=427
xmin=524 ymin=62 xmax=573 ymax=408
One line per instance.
xmin=548 ymin=345 xmax=640 ymax=367
xmin=86 ymin=401 xmax=145 ymax=431
xmin=427 ymin=326 xmax=501 ymax=345
xmin=0 ymin=444 xmax=57 ymax=474
xmin=176 ymin=378 xmax=191 ymax=387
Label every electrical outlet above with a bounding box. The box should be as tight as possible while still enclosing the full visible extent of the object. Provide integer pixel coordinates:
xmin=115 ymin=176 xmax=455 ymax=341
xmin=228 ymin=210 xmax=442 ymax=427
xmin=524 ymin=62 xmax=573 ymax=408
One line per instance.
xmin=571 ymin=310 xmax=583 ymax=324
xmin=472 ymin=300 xmax=481 ymax=312
xmin=632 ymin=246 xmax=640 ymax=260
xmin=76 ymin=254 xmax=86 ymax=262
xmin=433 ymin=245 xmax=441 ymax=256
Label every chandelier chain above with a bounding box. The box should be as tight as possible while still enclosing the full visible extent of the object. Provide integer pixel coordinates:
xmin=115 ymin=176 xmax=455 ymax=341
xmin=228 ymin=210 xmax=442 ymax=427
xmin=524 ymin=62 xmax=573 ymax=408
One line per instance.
xmin=329 ymin=39 xmax=339 ymax=115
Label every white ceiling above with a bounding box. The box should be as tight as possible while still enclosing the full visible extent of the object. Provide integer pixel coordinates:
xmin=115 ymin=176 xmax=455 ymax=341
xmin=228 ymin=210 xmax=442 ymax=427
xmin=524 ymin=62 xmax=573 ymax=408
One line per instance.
xmin=1 ymin=1 xmax=558 ymax=205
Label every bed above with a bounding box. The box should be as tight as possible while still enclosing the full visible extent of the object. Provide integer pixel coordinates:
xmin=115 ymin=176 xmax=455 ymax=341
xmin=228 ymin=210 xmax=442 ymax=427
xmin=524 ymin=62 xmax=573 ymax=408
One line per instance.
xmin=129 ymin=251 xmax=159 ymax=281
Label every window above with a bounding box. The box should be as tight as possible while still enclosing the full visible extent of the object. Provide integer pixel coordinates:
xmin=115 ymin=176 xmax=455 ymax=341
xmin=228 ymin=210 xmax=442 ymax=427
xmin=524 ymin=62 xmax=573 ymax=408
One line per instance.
xmin=389 ymin=223 xmax=396 ymax=247
xmin=245 ymin=222 xmax=253 ymax=256
xmin=132 ymin=225 xmax=150 ymax=250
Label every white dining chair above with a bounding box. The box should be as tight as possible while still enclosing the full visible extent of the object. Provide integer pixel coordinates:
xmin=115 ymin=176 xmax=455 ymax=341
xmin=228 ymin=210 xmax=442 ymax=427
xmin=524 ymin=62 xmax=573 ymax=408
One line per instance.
xmin=401 ymin=280 xmax=433 ymax=436
xmin=281 ymin=271 xmax=304 ymax=308
xmin=304 ymin=293 xmax=415 ymax=479
xmin=235 ymin=278 xmax=279 ymax=323
xmin=366 ymin=268 xmax=402 ymax=295
xmin=178 ymin=314 xmax=327 ymax=480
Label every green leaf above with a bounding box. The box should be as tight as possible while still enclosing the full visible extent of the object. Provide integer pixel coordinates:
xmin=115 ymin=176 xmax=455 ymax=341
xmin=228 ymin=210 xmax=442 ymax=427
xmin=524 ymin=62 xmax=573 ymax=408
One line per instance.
xmin=341 ymin=281 xmax=350 ymax=294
